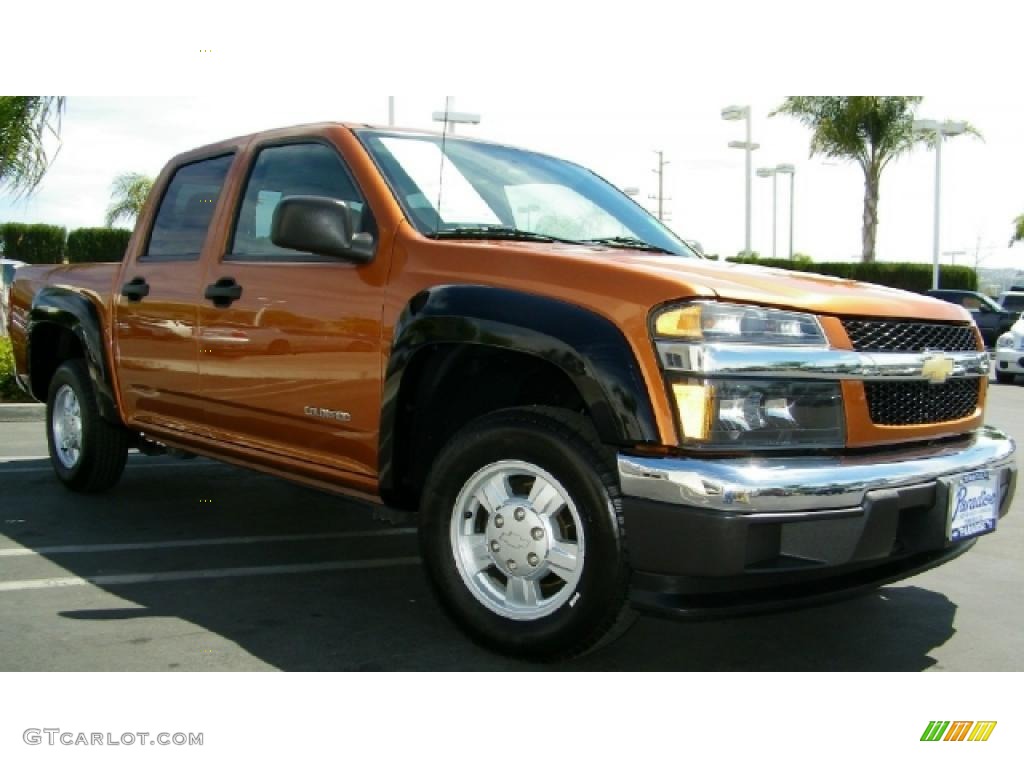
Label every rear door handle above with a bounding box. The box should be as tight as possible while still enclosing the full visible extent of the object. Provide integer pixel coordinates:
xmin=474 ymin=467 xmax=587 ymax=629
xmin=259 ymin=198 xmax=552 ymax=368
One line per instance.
xmin=120 ymin=277 xmax=150 ymax=301
xmin=204 ymin=277 xmax=243 ymax=308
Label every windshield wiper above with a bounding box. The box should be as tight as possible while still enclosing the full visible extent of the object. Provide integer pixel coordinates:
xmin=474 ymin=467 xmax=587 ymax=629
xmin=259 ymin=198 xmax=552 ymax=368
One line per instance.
xmin=580 ymin=236 xmax=674 ymax=254
xmin=431 ymin=226 xmax=581 ymax=245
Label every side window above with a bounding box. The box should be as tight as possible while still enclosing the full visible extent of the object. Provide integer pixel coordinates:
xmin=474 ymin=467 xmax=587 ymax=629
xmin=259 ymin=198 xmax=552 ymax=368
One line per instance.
xmin=962 ymin=295 xmax=981 ymax=312
xmin=228 ymin=143 xmax=374 ymax=261
xmin=143 ymin=154 xmax=234 ymax=261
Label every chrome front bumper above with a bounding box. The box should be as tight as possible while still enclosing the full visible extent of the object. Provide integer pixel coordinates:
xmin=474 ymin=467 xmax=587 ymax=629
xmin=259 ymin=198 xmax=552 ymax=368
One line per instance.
xmin=619 ymin=425 xmax=1017 ymax=514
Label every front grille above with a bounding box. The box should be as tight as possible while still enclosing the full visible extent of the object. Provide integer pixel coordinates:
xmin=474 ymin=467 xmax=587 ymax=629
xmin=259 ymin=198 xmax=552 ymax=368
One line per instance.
xmin=864 ymin=378 xmax=981 ymax=425
xmin=842 ymin=319 xmax=978 ymax=353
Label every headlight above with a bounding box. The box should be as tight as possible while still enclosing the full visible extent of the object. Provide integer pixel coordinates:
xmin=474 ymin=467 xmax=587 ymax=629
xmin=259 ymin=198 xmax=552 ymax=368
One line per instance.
xmin=671 ymin=378 xmax=845 ymax=449
xmin=997 ymin=334 xmax=1014 ymax=349
xmin=653 ymin=302 xmax=825 ymax=346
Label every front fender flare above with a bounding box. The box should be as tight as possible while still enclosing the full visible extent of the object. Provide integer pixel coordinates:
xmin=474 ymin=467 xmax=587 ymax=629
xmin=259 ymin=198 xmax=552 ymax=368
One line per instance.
xmin=380 ymin=285 xmax=658 ymax=493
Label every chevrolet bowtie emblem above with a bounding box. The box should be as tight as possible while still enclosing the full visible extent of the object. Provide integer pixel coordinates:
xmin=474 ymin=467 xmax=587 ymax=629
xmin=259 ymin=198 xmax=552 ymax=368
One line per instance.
xmin=921 ymin=353 xmax=955 ymax=385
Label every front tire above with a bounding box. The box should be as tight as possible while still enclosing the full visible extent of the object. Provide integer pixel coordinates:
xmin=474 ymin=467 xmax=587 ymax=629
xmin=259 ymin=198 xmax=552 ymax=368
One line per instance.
xmin=995 ymin=370 xmax=1016 ymax=384
xmin=46 ymin=359 xmax=129 ymax=492
xmin=419 ymin=408 xmax=629 ymax=661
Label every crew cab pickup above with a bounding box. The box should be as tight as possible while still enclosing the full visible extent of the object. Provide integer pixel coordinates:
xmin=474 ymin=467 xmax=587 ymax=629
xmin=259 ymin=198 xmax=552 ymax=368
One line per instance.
xmin=7 ymin=122 xmax=1017 ymax=660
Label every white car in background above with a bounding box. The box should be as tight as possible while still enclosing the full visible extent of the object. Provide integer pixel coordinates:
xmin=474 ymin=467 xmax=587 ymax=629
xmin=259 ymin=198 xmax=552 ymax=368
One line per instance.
xmin=994 ymin=315 xmax=1024 ymax=383
xmin=1 ymin=258 xmax=27 ymax=336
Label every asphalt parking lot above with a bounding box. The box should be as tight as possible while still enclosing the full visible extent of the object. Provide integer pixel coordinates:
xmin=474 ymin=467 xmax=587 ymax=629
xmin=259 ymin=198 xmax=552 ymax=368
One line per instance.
xmin=1 ymin=380 xmax=1022 ymax=671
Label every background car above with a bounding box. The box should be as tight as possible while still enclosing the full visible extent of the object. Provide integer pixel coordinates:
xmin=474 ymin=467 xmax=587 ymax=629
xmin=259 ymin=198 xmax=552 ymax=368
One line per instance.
xmin=997 ymin=290 xmax=1024 ymax=314
xmin=1 ymin=258 xmax=27 ymax=336
xmin=994 ymin=316 xmax=1024 ymax=383
xmin=927 ymin=288 xmax=1016 ymax=347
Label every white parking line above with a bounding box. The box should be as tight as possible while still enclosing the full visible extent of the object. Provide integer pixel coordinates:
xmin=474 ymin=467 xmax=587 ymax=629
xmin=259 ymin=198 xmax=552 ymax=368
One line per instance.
xmin=0 ymin=556 xmax=422 ymax=593
xmin=0 ymin=528 xmax=416 ymax=557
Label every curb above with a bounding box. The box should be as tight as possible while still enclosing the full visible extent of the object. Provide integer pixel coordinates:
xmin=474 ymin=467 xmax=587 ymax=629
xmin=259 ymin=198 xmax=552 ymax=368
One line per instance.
xmin=0 ymin=403 xmax=45 ymax=422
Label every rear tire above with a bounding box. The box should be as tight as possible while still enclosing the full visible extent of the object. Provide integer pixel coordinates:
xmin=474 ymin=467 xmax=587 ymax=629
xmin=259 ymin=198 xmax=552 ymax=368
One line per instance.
xmin=995 ymin=371 xmax=1015 ymax=385
xmin=46 ymin=359 xmax=129 ymax=493
xmin=419 ymin=407 xmax=630 ymax=661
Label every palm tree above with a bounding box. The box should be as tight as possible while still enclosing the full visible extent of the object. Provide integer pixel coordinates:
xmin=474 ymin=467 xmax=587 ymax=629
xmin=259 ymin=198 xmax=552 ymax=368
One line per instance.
xmin=772 ymin=97 xmax=975 ymax=263
xmin=0 ymin=97 xmax=65 ymax=197
xmin=105 ymin=172 xmax=154 ymax=227
xmin=1011 ymin=214 xmax=1024 ymax=247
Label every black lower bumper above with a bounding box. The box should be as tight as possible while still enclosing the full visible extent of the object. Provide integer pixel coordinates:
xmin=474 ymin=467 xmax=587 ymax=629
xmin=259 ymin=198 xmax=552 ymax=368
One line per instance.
xmin=623 ymin=467 xmax=1015 ymax=620
xmin=629 ymin=540 xmax=974 ymax=619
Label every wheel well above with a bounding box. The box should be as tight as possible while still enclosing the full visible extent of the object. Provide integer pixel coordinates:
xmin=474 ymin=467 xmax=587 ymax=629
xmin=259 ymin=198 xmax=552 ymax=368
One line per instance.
xmin=385 ymin=344 xmax=591 ymax=509
xmin=29 ymin=323 xmax=84 ymax=402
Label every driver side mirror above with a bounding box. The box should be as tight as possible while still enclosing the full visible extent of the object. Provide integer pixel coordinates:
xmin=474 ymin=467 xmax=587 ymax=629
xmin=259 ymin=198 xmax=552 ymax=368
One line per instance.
xmin=271 ymin=195 xmax=374 ymax=263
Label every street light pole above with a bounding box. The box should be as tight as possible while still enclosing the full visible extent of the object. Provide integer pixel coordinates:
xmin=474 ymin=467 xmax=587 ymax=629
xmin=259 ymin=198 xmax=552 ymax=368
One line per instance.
xmin=788 ymin=171 xmax=795 ymax=259
xmin=722 ymin=105 xmax=759 ymax=256
xmin=932 ymin=133 xmax=942 ymax=287
xmin=756 ymin=167 xmax=778 ymax=258
xmin=774 ymin=164 xmax=796 ymax=260
xmin=432 ymin=96 xmax=481 ymax=133
xmin=652 ymin=151 xmax=670 ymax=222
xmin=758 ymin=163 xmax=795 ymax=260
xmin=745 ymin=113 xmax=753 ymax=255
xmin=913 ymin=119 xmax=968 ymax=290
xmin=943 ymin=249 xmax=966 ymax=267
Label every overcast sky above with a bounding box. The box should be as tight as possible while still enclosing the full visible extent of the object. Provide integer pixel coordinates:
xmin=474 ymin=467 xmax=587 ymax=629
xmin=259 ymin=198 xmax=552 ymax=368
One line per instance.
xmin=2 ymin=94 xmax=1021 ymax=272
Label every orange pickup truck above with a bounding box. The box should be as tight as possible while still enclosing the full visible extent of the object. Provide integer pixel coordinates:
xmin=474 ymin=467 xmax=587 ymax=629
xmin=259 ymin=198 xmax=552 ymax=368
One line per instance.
xmin=7 ymin=122 xmax=1016 ymax=660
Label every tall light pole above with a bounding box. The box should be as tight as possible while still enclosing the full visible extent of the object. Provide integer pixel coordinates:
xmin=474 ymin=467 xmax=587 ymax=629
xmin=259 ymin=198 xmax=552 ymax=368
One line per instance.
xmin=388 ymin=96 xmax=395 ymax=127
xmin=775 ymin=164 xmax=796 ymax=260
xmin=756 ymin=163 xmax=796 ymax=260
xmin=722 ymin=105 xmax=759 ymax=256
xmin=756 ymin=167 xmax=778 ymax=258
xmin=943 ymin=249 xmax=966 ymax=267
xmin=913 ymin=119 xmax=968 ymax=290
xmin=652 ymin=151 xmax=670 ymax=222
xmin=432 ymin=96 xmax=481 ymax=134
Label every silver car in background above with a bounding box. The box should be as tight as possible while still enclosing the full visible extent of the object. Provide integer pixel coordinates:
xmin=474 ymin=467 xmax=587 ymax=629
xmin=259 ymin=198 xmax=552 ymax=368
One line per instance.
xmin=1 ymin=258 xmax=26 ymax=336
xmin=994 ymin=314 xmax=1024 ymax=384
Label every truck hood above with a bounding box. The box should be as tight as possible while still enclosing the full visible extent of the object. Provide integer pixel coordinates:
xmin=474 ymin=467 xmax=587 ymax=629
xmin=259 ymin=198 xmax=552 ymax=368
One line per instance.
xmin=588 ymin=250 xmax=971 ymax=323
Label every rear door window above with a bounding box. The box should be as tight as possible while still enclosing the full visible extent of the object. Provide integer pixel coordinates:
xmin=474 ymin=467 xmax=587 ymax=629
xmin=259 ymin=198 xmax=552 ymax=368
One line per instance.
xmin=143 ymin=154 xmax=234 ymax=261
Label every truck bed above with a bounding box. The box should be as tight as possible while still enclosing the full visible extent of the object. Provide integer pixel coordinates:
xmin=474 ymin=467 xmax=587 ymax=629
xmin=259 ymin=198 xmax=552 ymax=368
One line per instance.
xmin=9 ymin=262 xmax=121 ymax=377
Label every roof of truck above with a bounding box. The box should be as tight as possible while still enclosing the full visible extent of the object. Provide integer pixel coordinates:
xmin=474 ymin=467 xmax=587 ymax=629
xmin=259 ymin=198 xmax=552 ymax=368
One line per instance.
xmin=173 ymin=121 xmax=496 ymax=163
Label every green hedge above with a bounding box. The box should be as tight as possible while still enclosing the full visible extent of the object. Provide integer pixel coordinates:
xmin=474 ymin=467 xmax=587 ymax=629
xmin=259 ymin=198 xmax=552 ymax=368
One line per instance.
xmin=0 ymin=222 xmax=66 ymax=264
xmin=0 ymin=337 xmax=22 ymax=401
xmin=727 ymin=256 xmax=978 ymax=293
xmin=66 ymin=227 xmax=132 ymax=263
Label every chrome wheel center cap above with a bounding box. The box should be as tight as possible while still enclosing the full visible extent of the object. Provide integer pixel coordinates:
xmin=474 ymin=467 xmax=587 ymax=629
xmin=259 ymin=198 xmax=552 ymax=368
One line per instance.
xmin=486 ymin=502 xmax=549 ymax=578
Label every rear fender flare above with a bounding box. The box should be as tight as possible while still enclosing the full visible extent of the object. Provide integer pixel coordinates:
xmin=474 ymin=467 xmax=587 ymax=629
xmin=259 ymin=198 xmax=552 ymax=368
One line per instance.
xmin=28 ymin=287 xmax=122 ymax=425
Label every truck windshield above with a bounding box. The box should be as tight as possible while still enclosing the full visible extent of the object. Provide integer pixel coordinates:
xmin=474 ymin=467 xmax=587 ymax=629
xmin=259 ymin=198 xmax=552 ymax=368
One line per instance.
xmin=357 ymin=130 xmax=694 ymax=257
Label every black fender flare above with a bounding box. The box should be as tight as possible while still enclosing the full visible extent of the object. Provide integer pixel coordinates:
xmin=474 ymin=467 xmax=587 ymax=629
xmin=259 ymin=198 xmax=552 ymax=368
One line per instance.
xmin=28 ymin=286 xmax=123 ymax=425
xmin=379 ymin=285 xmax=658 ymax=494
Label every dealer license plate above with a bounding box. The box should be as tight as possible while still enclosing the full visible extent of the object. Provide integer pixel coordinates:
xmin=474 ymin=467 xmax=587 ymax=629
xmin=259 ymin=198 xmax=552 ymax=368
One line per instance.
xmin=947 ymin=470 xmax=999 ymax=542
